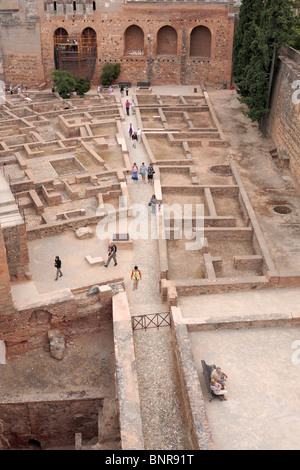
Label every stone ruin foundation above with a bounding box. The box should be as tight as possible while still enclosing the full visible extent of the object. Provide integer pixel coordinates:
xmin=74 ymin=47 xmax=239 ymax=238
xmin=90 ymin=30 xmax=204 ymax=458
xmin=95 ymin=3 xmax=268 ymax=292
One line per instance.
xmin=0 ymin=82 xmax=300 ymax=450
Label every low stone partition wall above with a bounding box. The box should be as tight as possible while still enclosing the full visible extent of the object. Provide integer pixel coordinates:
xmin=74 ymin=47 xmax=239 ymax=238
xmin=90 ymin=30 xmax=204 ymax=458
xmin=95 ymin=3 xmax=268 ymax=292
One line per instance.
xmin=112 ymin=292 xmax=144 ymax=450
xmin=176 ymin=305 xmax=300 ymax=333
xmin=172 ymin=277 xmax=268 ymax=297
xmin=26 ymin=213 xmax=106 ymax=240
xmin=170 ymin=306 xmax=215 ymax=450
xmin=41 ymin=184 xmax=62 ymax=206
xmin=162 ymin=184 xmax=239 ymax=197
xmin=230 ymin=163 xmax=278 ymax=278
xmin=161 ymin=276 xmax=272 ymax=306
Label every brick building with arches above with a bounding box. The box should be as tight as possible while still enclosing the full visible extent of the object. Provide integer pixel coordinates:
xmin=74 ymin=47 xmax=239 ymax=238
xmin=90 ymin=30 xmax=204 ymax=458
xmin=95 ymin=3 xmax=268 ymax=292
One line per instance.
xmin=0 ymin=0 xmax=237 ymax=88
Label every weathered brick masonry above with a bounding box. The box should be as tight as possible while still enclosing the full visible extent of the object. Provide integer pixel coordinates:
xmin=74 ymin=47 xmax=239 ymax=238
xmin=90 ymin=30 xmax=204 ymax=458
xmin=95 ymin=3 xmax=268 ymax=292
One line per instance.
xmin=0 ymin=0 xmax=45 ymax=85
xmin=0 ymin=226 xmax=15 ymax=324
xmin=1 ymin=0 xmax=236 ymax=87
xmin=267 ymin=46 xmax=300 ymax=183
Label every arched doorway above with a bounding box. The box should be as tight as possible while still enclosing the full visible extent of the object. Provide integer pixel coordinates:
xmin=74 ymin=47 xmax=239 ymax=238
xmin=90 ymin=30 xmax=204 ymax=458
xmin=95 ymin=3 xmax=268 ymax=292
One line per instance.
xmin=124 ymin=25 xmax=144 ymax=56
xmin=53 ymin=27 xmax=97 ymax=81
xmin=79 ymin=28 xmax=97 ymax=80
xmin=81 ymin=27 xmax=97 ymax=55
xmin=190 ymin=26 xmax=212 ymax=58
xmin=54 ymin=28 xmax=69 ymax=70
xmin=157 ymin=26 xmax=177 ymax=56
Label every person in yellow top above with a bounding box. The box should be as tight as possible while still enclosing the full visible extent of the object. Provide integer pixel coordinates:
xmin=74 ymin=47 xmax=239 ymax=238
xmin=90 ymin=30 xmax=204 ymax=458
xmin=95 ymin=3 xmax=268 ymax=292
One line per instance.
xmin=131 ymin=266 xmax=142 ymax=290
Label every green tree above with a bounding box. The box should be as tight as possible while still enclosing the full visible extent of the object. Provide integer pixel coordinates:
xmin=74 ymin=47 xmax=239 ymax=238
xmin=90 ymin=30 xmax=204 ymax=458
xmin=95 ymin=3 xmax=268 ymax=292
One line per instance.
xmin=233 ymin=0 xmax=263 ymax=93
xmin=233 ymin=0 xmax=296 ymax=129
xmin=52 ymin=70 xmax=77 ymax=99
xmin=75 ymin=77 xmax=91 ymax=97
xmin=288 ymin=0 xmax=300 ymax=50
xmin=100 ymin=63 xmax=121 ymax=87
xmin=289 ymin=27 xmax=300 ymax=51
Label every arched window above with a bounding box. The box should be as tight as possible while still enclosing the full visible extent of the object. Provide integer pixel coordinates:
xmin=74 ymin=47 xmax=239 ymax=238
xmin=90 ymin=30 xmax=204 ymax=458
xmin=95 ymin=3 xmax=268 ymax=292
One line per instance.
xmin=81 ymin=27 xmax=97 ymax=58
xmin=157 ymin=26 xmax=177 ymax=56
xmin=54 ymin=28 xmax=69 ymax=47
xmin=190 ymin=26 xmax=212 ymax=58
xmin=54 ymin=27 xmax=97 ymax=81
xmin=124 ymin=25 xmax=144 ymax=56
xmin=81 ymin=27 xmax=97 ymax=49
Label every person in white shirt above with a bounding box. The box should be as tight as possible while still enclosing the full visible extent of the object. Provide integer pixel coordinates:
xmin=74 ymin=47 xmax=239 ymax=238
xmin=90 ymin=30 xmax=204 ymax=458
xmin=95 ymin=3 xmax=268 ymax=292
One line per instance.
xmin=210 ymin=379 xmax=227 ymax=400
xmin=130 ymin=100 xmax=135 ymax=114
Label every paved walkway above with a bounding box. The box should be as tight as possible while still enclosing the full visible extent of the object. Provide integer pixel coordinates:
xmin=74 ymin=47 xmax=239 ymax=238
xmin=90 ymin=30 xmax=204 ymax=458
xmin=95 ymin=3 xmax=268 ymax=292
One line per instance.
xmin=120 ymin=90 xmax=192 ymax=450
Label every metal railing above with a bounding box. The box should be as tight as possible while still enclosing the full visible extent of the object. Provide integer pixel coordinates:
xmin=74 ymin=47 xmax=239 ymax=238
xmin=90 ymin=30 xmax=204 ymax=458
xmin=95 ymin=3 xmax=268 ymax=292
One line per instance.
xmin=132 ymin=312 xmax=171 ymax=331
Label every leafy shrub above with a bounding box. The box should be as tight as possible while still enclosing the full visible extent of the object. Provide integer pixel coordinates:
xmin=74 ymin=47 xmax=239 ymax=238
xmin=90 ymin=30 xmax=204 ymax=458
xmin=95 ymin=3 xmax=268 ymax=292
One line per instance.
xmin=75 ymin=77 xmax=91 ymax=97
xmin=100 ymin=63 xmax=121 ymax=86
xmin=52 ymin=70 xmax=77 ymax=99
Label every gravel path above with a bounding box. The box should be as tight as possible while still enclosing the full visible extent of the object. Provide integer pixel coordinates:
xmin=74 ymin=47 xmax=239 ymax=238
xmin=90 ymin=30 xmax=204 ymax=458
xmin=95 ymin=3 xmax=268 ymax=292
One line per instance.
xmin=134 ymin=328 xmax=193 ymax=450
xmin=120 ymin=93 xmax=192 ymax=450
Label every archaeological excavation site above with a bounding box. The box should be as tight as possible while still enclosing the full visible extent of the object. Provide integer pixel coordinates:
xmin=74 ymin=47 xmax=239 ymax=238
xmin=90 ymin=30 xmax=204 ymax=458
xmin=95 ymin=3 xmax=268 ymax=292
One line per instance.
xmin=0 ymin=0 xmax=300 ymax=452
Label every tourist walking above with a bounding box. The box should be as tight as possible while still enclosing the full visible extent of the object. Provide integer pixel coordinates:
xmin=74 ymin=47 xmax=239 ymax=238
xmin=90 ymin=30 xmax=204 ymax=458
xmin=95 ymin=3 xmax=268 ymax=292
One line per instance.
xmin=147 ymin=162 xmax=155 ymax=183
xmin=136 ymin=127 xmax=142 ymax=143
xmin=125 ymin=86 xmax=129 ymax=97
xmin=128 ymin=123 xmax=134 ymax=138
xmin=140 ymin=162 xmax=147 ymax=184
xmin=104 ymin=242 xmax=117 ymax=267
xmin=131 ymin=266 xmax=142 ymax=290
xmin=132 ymin=163 xmax=138 ymax=183
xmin=131 ymin=100 xmax=136 ymax=114
xmin=109 ymin=86 xmax=113 ymax=95
xmin=125 ymin=100 xmax=130 ymax=116
xmin=132 ymin=131 xmax=138 ymax=148
xmin=120 ymin=85 xmax=124 ymax=96
xmin=54 ymin=256 xmax=63 ymax=280
xmin=149 ymin=194 xmax=158 ymax=215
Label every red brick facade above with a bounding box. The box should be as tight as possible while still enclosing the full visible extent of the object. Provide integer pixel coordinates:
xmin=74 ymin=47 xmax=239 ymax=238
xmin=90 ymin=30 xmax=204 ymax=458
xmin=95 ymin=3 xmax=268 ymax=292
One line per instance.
xmin=0 ymin=1 xmax=236 ymax=88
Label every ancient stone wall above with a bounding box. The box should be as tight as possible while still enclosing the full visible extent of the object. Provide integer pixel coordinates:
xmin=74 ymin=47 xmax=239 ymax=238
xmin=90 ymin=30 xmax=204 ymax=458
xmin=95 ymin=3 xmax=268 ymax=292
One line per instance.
xmin=2 ymin=222 xmax=30 ymax=281
xmin=0 ymin=0 xmax=45 ymax=86
xmin=3 ymin=282 xmax=116 ymax=357
xmin=0 ymin=398 xmax=102 ymax=449
xmin=267 ymin=46 xmax=300 ymax=182
xmin=1 ymin=1 xmax=236 ymax=87
xmin=0 ymin=226 xmax=15 ymax=324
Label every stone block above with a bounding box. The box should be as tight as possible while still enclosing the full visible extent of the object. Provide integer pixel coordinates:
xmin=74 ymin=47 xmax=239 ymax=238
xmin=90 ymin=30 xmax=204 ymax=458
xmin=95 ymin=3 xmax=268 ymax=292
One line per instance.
xmin=85 ymin=255 xmax=105 ymax=266
xmin=47 ymin=330 xmax=65 ymax=361
xmin=75 ymin=227 xmax=94 ymax=239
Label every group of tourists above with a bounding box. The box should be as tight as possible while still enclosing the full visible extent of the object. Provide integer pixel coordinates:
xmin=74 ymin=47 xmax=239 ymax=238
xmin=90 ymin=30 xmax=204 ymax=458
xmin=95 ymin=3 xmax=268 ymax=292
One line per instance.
xmin=131 ymin=161 xmax=155 ymax=184
xmin=54 ymin=83 xmax=158 ymax=291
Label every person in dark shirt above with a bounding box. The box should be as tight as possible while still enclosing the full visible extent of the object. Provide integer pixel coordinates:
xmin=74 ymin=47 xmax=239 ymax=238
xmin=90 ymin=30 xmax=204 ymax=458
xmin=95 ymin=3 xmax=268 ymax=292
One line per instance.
xmin=54 ymin=256 xmax=63 ymax=280
xmin=147 ymin=163 xmax=155 ymax=183
xmin=104 ymin=243 xmax=117 ymax=267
